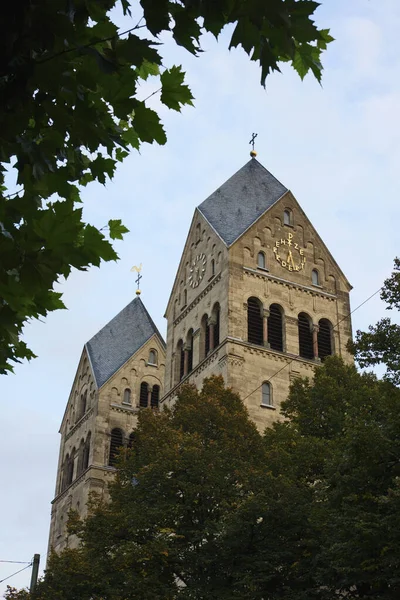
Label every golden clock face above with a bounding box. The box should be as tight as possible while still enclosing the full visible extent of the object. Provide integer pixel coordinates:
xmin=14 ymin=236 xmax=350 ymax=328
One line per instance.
xmin=188 ymin=253 xmax=207 ymax=288
xmin=273 ymin=232 xmax=306 ymax=272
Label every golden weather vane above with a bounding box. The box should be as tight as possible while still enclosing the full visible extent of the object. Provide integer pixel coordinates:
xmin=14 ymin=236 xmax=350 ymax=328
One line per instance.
xmin=249 ymin=132 xmax=258 ymax=158
xmin=130 ymin=263 xmax=143 ymax=295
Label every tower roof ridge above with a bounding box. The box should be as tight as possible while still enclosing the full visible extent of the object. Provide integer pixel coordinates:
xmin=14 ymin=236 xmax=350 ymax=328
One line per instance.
xmin=197 ymin=158 xmax=288 ymax=246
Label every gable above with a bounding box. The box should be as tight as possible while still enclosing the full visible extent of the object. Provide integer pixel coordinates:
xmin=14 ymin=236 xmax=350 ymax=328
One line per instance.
xmin=86 ymin=297 xmax=165 ymax=388
xmin=198 ymin=158 xmax=287 ymax=246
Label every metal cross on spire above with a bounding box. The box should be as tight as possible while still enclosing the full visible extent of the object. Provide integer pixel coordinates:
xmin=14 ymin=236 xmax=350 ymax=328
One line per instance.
xmin=130 ymin=263 xmax=143 ymax=295
xmin=249 ymin=132 xmax=258 ymax=158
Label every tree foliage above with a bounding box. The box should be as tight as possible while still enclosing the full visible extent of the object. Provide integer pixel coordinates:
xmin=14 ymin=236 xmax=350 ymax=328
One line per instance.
xmin=0 ymin=0 xmax=333 ymax=373
xmin=7 ymin=365 xmax=400 ymax=599
xmin=351 ymin=257 xmax=400 ymax=385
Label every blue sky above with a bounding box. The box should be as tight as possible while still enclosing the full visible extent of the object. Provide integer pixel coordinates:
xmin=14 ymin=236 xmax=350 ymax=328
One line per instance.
xmin=1 ymin=0 xmax=400 ymax=593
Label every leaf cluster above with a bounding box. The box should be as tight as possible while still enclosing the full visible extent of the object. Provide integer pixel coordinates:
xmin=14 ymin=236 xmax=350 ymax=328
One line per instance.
xmin=351 ymin=257 xmax=400 ymax=385
xmin=0 ymin=0 xmax=332 ymax=372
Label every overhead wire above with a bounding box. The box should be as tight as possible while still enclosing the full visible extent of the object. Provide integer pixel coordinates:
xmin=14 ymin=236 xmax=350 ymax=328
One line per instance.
xmin=241 ymin=286 xmax=383 ymax=403
xmin=0 ymin=562 xmax=32 ymax=585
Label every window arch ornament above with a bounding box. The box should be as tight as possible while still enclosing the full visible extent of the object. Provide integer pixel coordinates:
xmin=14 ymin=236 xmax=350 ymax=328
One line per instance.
xmin=261 ymin=382 xmax=272 ymax=407
xmin=257 ymin=251 xmax=266 ymax=269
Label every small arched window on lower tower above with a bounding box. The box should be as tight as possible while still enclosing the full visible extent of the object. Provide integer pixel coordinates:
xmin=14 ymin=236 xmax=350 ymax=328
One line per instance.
xmin=151 ymin=385 xmax=160 ymax=409
xmin=257 ymin=251 xmax=266 ymax=269
xmin=83 ymin=432 xmax=91 ymax=471
xmin=201 ymin=314 xmax=210 ymax=359
xmin=186 ymin=329 xmax=194 ymax=374
xmin=247 ymin=297 xmax=264 ymax=346
xmin=211 ymin=303 xmax=220 ymax=349
xmin=109 ymin=428 xmax=123 ymax=467
xmin=261 ymin=382 xmax=272 ymax=407
xmin=123 ymin=388 xmax=131 ymax=404
xmin=267 ymin=304 xmax=284 ymax=352
xmin=298 ymin=313 xmax=314 ymax=360
xmin=128 ymin=432 xmax=136 ymax=449
xmin=318 ymin=318 xmax=333 ymax=361
xmin=139 ymin=382 xmax=149 ymax=408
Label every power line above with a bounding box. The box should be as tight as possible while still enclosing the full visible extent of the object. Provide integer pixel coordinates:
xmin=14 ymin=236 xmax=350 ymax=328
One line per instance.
xmin=0 ymin=562 xmax=32 ymax=585
xmin=0 ymin=560 xmax=31 ymax=564
xmin=241 ymin=286 xmax=383 ymax=403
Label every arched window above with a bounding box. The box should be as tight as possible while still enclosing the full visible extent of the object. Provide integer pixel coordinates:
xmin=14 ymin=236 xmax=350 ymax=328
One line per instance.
xmin=201 ymin=314 xmax=210 ymax=359
xmin=298 ymin=313 xmax=314 ymax=359
xmin=109 ymin=428 xmax=123 ymax=467
xmin=77 ymin=438 xmax=85 ymax=475
xmin=176 ymin=339 xmax=185 ymax=381
xmin=66 ymin=448 xmax=75 ymax=485
xmin=213 ymin=303 xmax=220 ymax=348
xmin=63 ymin=454 xmax=71 ymax=490
xmin=186 ymin=329 xmax=194 ymax=374
xmin=183 ymin=289 xmax=187 ymax=306
xmin=211 ymin=259 xmax=215 ymax=277
xmin=283 ymin=209 xmax=292 ymax=226
xmin=123 ymin=388 xmax=131 ymax=404
xmin=318 ymin=318 xmax=333 ymax=361
xmin=267 ymin=304 xmax=284 ymax=352
xmin=128 ymin=432 xmax=136 ymax=449
xmin=196 ymin=223 xmax=201 ymax=242
xmin=312 ymin=269 xmax=319 ymax=286
xmin=247 ymin=297 xmax=263 ymax=346
xmin=139 ymin=382 xmax=149 ymax=408
xmin=151 ymin=385 xmax=160 ymax=409
xmin=83 ymin=432 xmax=91 ymax=471
xmin=261 ymin=382 xmax=272 ymax=407
xmin=257 ymin=252 xmax=266 ymax=269
xmin=78 ymin=390 xmax=87 ymax=421
xmin=148 ymin=349 xmax=157 ymax=365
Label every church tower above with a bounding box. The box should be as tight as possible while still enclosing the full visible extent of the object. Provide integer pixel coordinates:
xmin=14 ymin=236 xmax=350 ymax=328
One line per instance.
xmin=162 ymin=157 xmax=352 ymax=430
xmin=48 ymin=296 xmax=166 ymax=553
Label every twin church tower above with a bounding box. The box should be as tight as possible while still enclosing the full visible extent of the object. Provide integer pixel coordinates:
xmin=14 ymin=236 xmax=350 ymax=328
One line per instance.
xmin=48 ymin=156 xmax=353 ymax=553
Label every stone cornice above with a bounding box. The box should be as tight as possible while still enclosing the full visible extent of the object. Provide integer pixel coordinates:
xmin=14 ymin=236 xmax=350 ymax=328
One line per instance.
xmin=243 ymin=267 xmax=337 ymax=300
xmin=51 ymin=465 xmax=116 ymax=504
xmin=65 ymin=407 xmax=94 ymax=441
xmin=174 ymin=272 xmax=222 ymax=325
xmin=110 ymin=403 xmax=140 ymax=414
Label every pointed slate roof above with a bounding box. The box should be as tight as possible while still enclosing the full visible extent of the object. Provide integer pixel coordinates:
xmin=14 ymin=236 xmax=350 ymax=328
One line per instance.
xmin=86 ymin=297 xmax=165 ymax=388
xmin=198 ymin=158 xmax=288 ymax=246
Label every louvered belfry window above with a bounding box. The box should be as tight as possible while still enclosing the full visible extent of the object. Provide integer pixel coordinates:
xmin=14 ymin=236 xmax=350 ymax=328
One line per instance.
xmin=318 ymin=318 xmax=332 ymax=361
xmin=139 ymin=382 xmax=148 ymax=408
xmin=298 ymin=313 xmax=314 ymax=359
xmin=180 ymin=346 xmax=185 ymax=380
xmin=214 ymin=305 xmax=220 ymax=348
xmin=247 ymin=297 xmax=263 ymax=346
xmin=268 ymin=304 xmax=283 ymax=351
xmin=109 ymin=428 xmax=123 ymax=467
xmin=151 ymin=385 xmax=160 ymax=409
xmin=187 ymin=330 xmax=193 ymax=374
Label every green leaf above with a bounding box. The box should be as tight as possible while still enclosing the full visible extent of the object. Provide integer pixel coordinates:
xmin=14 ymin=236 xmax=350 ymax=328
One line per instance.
xmin=160 ymin=66 xmax=194 ymax=112
xmin=132 ymin=103 xmax=167 ymax=145
xmin=108 ymin=219 xmax=129 ymax=240
xmin=137 ymin=59 xmax=160 ymax=81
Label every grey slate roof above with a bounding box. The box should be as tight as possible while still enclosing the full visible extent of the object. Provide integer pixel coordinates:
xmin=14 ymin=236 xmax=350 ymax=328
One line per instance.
xmin=198 ymin=158 xmax=288 ymax=246
xmin=86 ymin=297 xmax=165 ymax=388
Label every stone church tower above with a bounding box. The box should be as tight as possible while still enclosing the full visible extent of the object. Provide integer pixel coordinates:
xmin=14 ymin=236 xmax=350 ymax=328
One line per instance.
xmin=48 ymin=155 xmax=353 ymax=553
xmin=162 ymin=157 xmax=352 ymax=430
xmin=48 ymin=296 xmax=165 ymax=553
